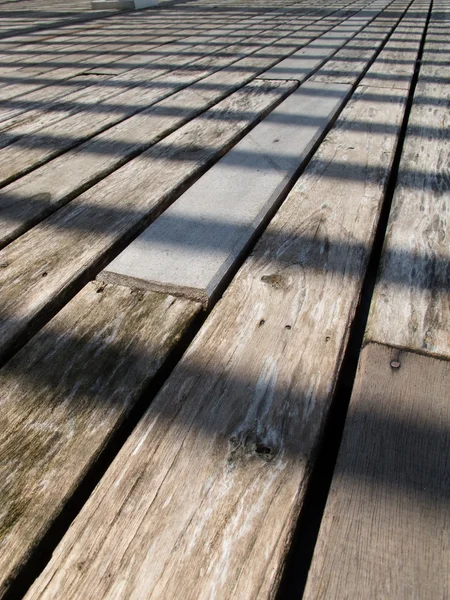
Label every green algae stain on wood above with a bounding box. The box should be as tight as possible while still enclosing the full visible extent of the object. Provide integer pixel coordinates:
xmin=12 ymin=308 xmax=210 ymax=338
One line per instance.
xmin=0 ymin=280 xmax=200 ymax=598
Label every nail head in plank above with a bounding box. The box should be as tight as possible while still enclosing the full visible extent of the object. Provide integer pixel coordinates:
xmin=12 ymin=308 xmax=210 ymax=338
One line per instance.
xmin=303 ymin=344 xmax=450 ymax=600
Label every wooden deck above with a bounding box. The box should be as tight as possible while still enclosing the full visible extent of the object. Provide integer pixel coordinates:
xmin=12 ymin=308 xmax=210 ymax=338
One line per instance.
xmin=0 ymin=0 xmax=448 ymax=598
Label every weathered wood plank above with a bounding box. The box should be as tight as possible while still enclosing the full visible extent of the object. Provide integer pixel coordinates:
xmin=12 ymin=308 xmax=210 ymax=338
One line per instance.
xmin=0 ymin=5 xmax=302 ymax=97
xmin=362 ymin=0 xmax=429 ymax=88
xmin=365 ymin=5 xmax=450 ymax=357
xmin=24 ymin=78 xmax=412 ymax=600
xmin=303 ymin=5 xmax=450 ymax=598
xmin=310 ymin=1 xmax=410 ymax=85
xmin=0 ymin=6 xmax=344 ymax=186
xmin=259 ymin=12 xmax=372 ymax=80
xmin=0 ymin=281 xmax=201 ymax=599
xmin=0 ymin=12 xmax=292 ymax=130
xmin=0 ymin=79 xmax=293 ymax=365
xmin=0 ymin=25 xmax=225 ymax=102
xmin=304 ymin=345 xmax=450 ymax=600
xmin=101 ymin=81 xmax=351 ymax=303
xmin=0 ymin=7 xmax=357 ymax=246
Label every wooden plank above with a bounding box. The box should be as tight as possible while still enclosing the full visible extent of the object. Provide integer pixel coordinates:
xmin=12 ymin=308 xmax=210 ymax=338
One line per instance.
xmin=262 ymin=0 xmax=395 ymax=79
xmin=260 ymin=14 xmax=373 ymax=80
xmin=365 ymin=5 xmax=450 ymax=356
xmin=0 ymin=281 xmax=201 ymax=599
xmin=101 ymin=81 xmax=351 ymax=304
xmin=0 ymin=0 xmax=370 ymax=116
xmin=0 ymin=6 xmax=345 ymax=185
xmin=0 ymin=23 xmax=255 ymax=102
xmin=303 ymin=4 xmax=450 ymax=598
xmin=363 ymin=0 xmax=429 ymax=88
xmin=0 ymin=4 xmax=301 ymax=92
xmin=0 ymin=7 xmax=360 ymax=246
xmin=303 ymin=345 xmax=450 ymax=600
xmin=0 ymin=25 xmax=224 ymax=102
xmin=24 ymin=78 xmax=413 ymax=600
xmin=0 ymin=79 xmax=294 ymax=365
xmin=310 ymin=0 xmax=410 ymax=85
xmin=0 ymin=11 xmax=292 ymax=129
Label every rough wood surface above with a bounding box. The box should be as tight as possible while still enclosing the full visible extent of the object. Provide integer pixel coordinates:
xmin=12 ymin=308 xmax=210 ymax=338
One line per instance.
xmin=259 ymin=7 xmax=381 ymax=80
xmin=303 ymin=344 xmax=450 ymax=600
xmin=0 ymin=281 xmax=200 ymax=599
xmin=363 ymin=0 xmax=429 ymax=89
xmin=304 ymin=8 xmax=449 ymax=598
xmin=25 ymin=81 xmax=410 ymax=600
xmin=0 ymin=8 xmax=338 ymax=186
xmin=0 ymin=8 xmax=309 ymax=124
xmin=0 ymin=9 xmax=354 ymax=246
xmin=311 ymin=1 xmax=407 ymax=85
xmin=0 ymin=79 xmax=293 ymax=365
xmin=0 ymin=19 xmax=284 ymax=139
xmin=365 ymin=3 xmax=450 ymax=357
xmin=101 ymin=81 xmax=351 ymax=304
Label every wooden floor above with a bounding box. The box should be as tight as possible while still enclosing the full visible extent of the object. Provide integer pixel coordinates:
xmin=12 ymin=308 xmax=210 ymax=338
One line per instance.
xmin=0 ymin=0 xmax=448 ymax=598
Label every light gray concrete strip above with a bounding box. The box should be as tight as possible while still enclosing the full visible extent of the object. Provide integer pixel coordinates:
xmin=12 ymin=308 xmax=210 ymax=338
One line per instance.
xmin=101 ymin=81 xmax=351 ymax=304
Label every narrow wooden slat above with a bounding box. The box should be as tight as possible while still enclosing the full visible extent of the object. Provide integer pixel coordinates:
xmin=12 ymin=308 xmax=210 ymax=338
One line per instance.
xmin=303 ymin=3 xmax=450 ymax=598
xmin=260 ymin=15 xmax=370 ymax=80
xmin=0 ymin=5 xmax=314 ymax=100
xmin=0 ymin=5 xmax=295 ymax=87
xmin=0 ymin=27 xmax=222 ymax=102
xmin=24 ymin=72 xmax=414 ymax=600
xmin=0 ymin=6 xmax=344 ymax=185
xmin=365 ymin=4 xmax=449 ymax=356
xmin=0 ymin=281 xmax=201 ymax=599
xmin=0 ymin=79 xmax=294 ymax=365
xmin=310 ymin=0 xmax=410 ymax=85
xmin=0 ymin=11 xmax=293 ymax=130
xmin=0 ymin=7 xmax=358 ymax=247
xmin=348 ymin=0 xmax=428 ymax=88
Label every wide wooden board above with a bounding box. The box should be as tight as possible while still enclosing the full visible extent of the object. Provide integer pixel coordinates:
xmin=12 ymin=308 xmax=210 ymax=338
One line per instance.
xmin=303 ymin=344 xmax=450 ymax=600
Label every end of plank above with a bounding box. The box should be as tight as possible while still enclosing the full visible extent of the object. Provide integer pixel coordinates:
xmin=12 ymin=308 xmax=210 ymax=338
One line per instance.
xmin=304 ymin=342 xmax=450 ymax=599
xmin=91 ymin=0 xmax=158 ymax=10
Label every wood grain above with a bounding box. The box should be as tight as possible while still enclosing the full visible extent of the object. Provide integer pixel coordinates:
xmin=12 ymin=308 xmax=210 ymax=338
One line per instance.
xmin=304 ymin=6 xmax=450 ymax=598
xmin=0 ymin=281 xmax=200 ymax=599
xmin=0 ymin=24 xmax=276 ymax=140
xmin=311 ymin=2 xmax=406 ymax=85
xmin=0 ymin=9 xmax=352 ymax=248
xmin=366 ymin=4 xmax=450 ymax=357
xmin=304 ymin=344 xmax=450 ymax=600
xmin=0 ymin=9 xmax=334 ymax=186
xmin=363 ymin=0 xmax=429 ymax=89
xmin=25 ymin=81 xmax=411 ymax=600
xmin=0 ymin=79 xmax=293 ymax=364
xmin=0 ymin=9 xmax=300 ymax=127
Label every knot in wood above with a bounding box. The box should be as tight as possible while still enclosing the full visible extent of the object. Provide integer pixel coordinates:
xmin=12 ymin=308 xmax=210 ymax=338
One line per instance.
xmin=261 ymin=273 xmax=291 ymax=290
